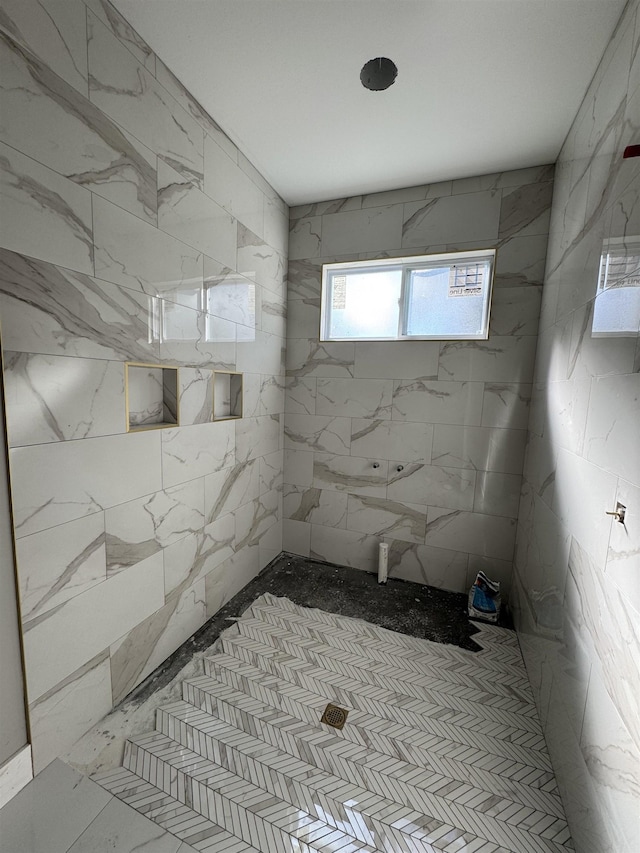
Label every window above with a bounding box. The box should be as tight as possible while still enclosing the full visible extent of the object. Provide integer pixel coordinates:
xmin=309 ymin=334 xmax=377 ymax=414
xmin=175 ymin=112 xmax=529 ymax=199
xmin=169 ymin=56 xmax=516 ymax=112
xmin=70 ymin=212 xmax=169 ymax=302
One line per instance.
xmin=320 ymin=249 xmax=495 ymax=341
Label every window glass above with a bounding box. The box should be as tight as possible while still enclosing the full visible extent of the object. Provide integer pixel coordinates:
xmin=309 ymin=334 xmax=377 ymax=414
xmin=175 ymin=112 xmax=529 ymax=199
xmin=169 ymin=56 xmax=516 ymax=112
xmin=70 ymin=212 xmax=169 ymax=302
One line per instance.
xmin=321 ymin=250 xmax=495 ymax=341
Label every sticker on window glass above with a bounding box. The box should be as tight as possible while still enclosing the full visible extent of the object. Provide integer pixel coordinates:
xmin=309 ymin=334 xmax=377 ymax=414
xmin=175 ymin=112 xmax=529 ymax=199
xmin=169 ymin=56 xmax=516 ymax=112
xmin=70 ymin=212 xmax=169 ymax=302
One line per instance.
xmin=332 ymin=275 xmax=347 ymax=309
xmin=448 ymin=264 xmax=484 ymax=297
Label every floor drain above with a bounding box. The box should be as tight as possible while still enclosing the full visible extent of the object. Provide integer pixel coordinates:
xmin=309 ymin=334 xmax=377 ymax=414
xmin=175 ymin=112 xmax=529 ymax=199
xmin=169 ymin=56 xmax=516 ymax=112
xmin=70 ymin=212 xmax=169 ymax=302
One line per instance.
xmin=320 ymin=703 xmax=348 ymax=730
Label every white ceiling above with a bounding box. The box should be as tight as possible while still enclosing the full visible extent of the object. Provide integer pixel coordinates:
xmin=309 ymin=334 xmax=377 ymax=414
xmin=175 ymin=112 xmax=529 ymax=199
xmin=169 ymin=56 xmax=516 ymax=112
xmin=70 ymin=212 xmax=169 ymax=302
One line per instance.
xmin=113 ymin=0 xmax=626 ymax=206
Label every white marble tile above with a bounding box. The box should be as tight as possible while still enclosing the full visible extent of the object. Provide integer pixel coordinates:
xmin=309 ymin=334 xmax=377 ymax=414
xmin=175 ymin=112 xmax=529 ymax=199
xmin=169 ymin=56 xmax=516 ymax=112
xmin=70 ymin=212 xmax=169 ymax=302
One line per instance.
xmin=288 ymin=216 xmax=322 ymax=260
xmin=154 ymin=57 xmax=232 ymax=149
xmin=110 ymin=580 xmax=207 ymax=706
xmin=0 ymin=140 xmax=93 ymax=274
xmin=203 ymin=135 xmax=263 ymax=237
xmin=0 ymin=29 xmax=157 ymax=224
xmin=522 ymin=433 xmax=557 ymax=505
xmin=0 ymin=759 xmax=111 ymax=853
xmin=23 ymin=551 xmax=164 ymax=702
xmin=432 ymin=424 xmax=527 ymax=474
xmin=235 ymin=488 xmax=280 ymax=550
xmin=0 ymin=0 xmax=88 ymax=95
xmin=286 ymin=338 xmax=355 ymax=378
xmin=286 ymin=258 xmax=323 ymax=299
xmin=205 ymin=545 xmax=260 ymax=617
xmin=489 ymin=286 xmax=542 ymax=336
xmin=204 ymin=460 xmax=260 ymax=523
xmin=204 ymin=258 xmax=257 ymax=328
xmin=313 ymin=453 xmax=388 ymax=497
xmin=352 ymin=340 xmax=440 ymax=380
xmin=387 ymin=540 xmax=469 ymax=591
xmin=584 ymin=374 xmax=640 ymax=484
xmin=453 ymin=166 xmax=554 ymax=195
xmin=284 ymin=485 xmax=347 ymax=528
xmin=606 ymin=479 xmax=640 ymax=614
xmin=350 ymin=418 xmax=433 ymax=463
xmin=284 ymin=413 xmax=351 ymax=455
xmin=105 ymin=479 xmax=204 ymax=574
xmin=158 ymin=301 xmax=236 ymax=369
xmin=438 ymin=336 xmax=538 ymax=382
xmin=161 ymin=421 xmax=234 ymax=489
xmin=546 ymin=378 xmax=591 ymax=454
xmin=499 ymin=180 xmax=554 ymax=240
xmin=16 ymin=513 xmax=106 ymax=623
xmin=579 ymin=671 xmax=640 ymax=853
xmin=310 ymin=524 xmax=379 ymax=572
xmin=361 ymin=180 xmax=452 ymax=208
xmin=4 ymin=353 xmax=125 ymax=446
xmin=402 ymin=190 xmax=501 ymax=247
xmin=0 ymin=250 xmax=158 ymax=363
xmin=473 ymin=471 xmax=522 ymax=518
xmin=532 ymin=315 xmax=572 ymax=383
xmin=163 ymin=516 xmax=234 ymax=597
xmin=88 ymin=11 xmax=202 ymax=186
xmin=157 ymin=160 xmax=236 ymax=269
xmin=236 ymin=329 xmax=284 ymax=375
xmin=391 ymin=378 xmax=484 ymax=425
xmin=93 ymin=196 xmax=203 ymax=305
xmin=286 ymin=297 xmax=320 ymax=339
xmin=283 ymin=519 xmax=311 ymax=556
xmin=236 ymin=415 xmax=280 ymax=463
xmin=321 ymin=206 xmax=403 ymax=256
xmin=29 ymin=652 xmax=112 ymax=774
xmin=237 ymin=223 xmax=286 ymax=294
xmin=258 ymin=374 xmax=284 ymax=416
xmin=178 ymin=368 xmax=214 ymax=426
xmin=10 ymin=430 xmax=162 ymax=537
xmin=481 ymin=382 xmax=531 ymax=430
xmin=283 ymin=449 xmax=313 ymax=487
xmin=347 ymin=494 xmax=427 ymax=544
xmin=553 ymin=447 xmax=618 ymax=567
xmin=494 ymin=234 xmax=549 ymax=289
xmin=260 ymin=291 xmax=286 ymax=337
xmin=387 ymin=462 xmax=476 ymax=510
xmin=67 ymin=790 xmax=182 ymax=852
xmin=263 ymin=194 xmax=289 ymax=257
xmin=567 ymin=299 xmax=638 ymax=381
xmin=84 ymin=0 xmax=156 ymax=72
xmin=259 ymin=451 xmax=283 ymax=495
xmin=426 ymin=507 xmax=516 ymax=561
xmin=290 ymin=197 xmax=361 ymax=220
xmin=316 ymin=377 xmax=393 ymax=419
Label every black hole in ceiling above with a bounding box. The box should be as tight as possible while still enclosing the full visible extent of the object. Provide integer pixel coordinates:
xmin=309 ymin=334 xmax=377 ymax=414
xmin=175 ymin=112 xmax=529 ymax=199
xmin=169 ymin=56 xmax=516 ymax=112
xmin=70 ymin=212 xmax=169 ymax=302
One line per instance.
xmin=360 ymin=57 xmax=397 ymax=91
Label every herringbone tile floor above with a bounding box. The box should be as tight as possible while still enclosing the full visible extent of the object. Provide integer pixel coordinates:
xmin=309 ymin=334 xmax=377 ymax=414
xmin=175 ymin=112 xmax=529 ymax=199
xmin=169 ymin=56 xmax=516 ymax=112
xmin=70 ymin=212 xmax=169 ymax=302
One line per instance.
xmin=94 ymin=593 xmax=572 ymax=852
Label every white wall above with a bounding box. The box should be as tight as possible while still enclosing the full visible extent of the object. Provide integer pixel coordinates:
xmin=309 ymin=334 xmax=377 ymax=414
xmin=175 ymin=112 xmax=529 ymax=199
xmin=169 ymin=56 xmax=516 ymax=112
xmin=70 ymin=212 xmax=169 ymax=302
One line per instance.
xmin=284 ymin=167 xmax=553 ymax=595
xmin=512 ymin=1 xmax=640 ymax=850
xmin=0 ymin=0 xmax=287 ymax=772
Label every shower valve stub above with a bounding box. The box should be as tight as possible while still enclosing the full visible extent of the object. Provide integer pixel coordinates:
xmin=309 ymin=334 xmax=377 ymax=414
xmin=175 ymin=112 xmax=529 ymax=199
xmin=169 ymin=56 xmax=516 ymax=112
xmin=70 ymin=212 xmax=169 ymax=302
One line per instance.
xmin=606 ymin=502 xmax=626 ymax=523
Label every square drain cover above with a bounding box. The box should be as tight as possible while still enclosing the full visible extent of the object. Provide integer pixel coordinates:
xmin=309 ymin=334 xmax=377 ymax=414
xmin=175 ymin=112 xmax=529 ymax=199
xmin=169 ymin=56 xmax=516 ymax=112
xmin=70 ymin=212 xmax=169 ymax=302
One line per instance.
xmin=321 ymin=703 xmax=348 ymax=730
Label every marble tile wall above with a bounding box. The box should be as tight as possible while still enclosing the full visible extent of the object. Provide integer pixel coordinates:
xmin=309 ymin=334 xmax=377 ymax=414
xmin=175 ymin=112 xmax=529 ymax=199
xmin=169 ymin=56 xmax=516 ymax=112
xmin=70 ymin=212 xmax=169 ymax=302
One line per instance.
xmin=284 ymin=165 xmax=553 ymax=594
xmin=0 ymin=0 xmax=287 ymax=773
xmin=510 ymin=1 xmax=640 ymax=851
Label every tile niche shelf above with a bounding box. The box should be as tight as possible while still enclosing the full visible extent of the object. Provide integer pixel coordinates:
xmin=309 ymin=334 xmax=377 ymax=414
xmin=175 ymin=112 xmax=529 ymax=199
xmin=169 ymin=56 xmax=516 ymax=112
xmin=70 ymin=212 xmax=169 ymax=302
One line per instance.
xmin=125 ymin=362 xmax=179 ymax=432
xmin=213 ymin=371 xmax=243 ymax=420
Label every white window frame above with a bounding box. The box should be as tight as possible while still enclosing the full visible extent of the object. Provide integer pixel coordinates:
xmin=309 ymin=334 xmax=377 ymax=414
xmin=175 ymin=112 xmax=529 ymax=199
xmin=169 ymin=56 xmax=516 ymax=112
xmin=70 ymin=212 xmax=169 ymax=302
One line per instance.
xmin=320 ymin=249 xmax=496 ymax=342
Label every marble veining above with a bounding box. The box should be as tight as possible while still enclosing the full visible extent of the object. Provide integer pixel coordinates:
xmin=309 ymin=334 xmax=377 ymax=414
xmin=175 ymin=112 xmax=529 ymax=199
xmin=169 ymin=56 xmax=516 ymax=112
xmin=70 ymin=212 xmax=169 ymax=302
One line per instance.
xmin=0 ymin=250 xmax=158 ymax=362
xmin=0 ymin=30 xmax=158 ymax=224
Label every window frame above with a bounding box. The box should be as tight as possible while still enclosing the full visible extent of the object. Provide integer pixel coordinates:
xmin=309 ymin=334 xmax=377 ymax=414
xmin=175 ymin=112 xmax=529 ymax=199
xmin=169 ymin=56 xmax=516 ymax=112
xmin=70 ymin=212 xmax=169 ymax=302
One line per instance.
xmin=320 ymin=249 xmax=496 ymax=342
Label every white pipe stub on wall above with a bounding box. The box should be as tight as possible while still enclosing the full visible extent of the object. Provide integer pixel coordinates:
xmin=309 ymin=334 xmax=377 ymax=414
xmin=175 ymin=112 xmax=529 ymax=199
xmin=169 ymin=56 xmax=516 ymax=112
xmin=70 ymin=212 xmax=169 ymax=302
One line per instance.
xmin=378 ymin=542 xmax=389 ymax=584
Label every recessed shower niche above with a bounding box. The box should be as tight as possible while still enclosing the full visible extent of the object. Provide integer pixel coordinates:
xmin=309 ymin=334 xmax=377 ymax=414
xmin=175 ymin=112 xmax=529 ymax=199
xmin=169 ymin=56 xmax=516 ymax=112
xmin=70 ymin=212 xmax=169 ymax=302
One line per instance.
xmin=125 ymin=363 xmax=179 ymax=431
xmin=213 ymin=371 xmax=243 ymax=420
